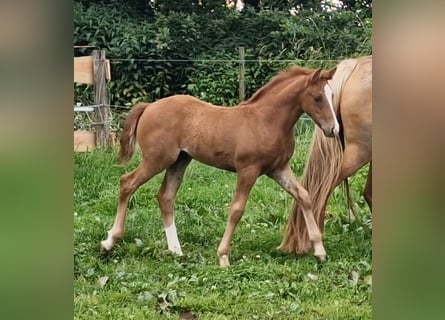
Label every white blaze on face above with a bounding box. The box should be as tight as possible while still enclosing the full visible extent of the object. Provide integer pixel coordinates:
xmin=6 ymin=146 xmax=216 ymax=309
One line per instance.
xmin=323 ymin=83 xmax=339 ymax=135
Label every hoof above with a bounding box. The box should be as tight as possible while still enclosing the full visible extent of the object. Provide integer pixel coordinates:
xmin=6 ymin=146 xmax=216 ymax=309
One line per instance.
xmin=100 ymin=241 xmax=112 ymax=254
xmin=169 ymin=249 xmax=184 ymax=256
xmin=168 ymin=245 xmax=183 ymax=256
xmin=218 ymin=254 xmax=230 ymax=268
xmin=313 ymin=242 xmax=326 ymax=261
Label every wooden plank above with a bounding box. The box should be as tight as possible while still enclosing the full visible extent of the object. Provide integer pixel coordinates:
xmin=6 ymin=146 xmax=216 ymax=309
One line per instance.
xmin=74 ymin=131 xmax=116 ymax=152
xmin=74 ymin=56 xmax=110 ymax=84
xmin=74 ymin=45 xmax=96 ymax=48
xmin=239 ymin=47 xmax=245 ymax=102
xmin=93 ymin=50 xmax=111 ymax=148
xmin=105 ymin=59 xmax=111 ymax=80
xmin=74 ymin=56 xmax=94 ymax=84
xmin=74 ymin=130 xmax=96 ymax=152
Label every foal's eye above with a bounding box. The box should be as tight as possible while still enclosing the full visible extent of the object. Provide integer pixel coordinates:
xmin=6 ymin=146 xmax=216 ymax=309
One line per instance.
xmin=314 ymin=95 xmax=323 ymax=103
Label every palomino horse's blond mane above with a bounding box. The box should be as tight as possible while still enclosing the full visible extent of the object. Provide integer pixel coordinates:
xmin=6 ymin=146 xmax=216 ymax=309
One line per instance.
xmin=328 ymin=59 xmax=359 ymax=110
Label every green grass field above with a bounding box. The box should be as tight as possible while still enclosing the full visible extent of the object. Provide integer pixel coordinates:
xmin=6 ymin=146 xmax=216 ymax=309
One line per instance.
xmin=74 ymin=124 xmax=371 ymax=319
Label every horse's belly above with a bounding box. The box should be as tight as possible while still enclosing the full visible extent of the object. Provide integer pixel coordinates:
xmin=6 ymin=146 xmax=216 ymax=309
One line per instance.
xmin=182 ymin=147 xmax=236 ymax=172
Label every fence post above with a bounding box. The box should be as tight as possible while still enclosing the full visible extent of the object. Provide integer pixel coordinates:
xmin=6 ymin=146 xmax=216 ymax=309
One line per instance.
xmin=93 ymin=49 xmax=110 ymax=148
xmin=238 ymin=47 xmax=245 ymax=102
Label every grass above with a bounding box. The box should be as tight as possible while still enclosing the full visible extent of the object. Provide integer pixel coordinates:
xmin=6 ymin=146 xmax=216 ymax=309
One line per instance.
xmin=74 ymin=123 xmax=372 ymax=319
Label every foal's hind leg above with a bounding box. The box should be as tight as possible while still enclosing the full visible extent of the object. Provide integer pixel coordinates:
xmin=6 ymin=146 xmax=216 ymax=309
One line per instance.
xmin=157 ymin=152 xmax=192 ymax=256
xmin=268 ymin=165 xmax=326 ymax=261
xmin=100 ymin=160 xmax=162 ymax=253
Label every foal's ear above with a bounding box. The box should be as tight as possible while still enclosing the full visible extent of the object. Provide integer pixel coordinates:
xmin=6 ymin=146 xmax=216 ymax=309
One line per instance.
xmin=323 ymin=68 xmax=336 ymax=80
xmin=310 ymin=68 xmax=323 ymax=83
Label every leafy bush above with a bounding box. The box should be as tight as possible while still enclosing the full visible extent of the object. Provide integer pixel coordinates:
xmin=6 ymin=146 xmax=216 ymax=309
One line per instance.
xmin=187 ymin=52 xmax=239 ymax=106
xmin=74 ymin=1 xmax=371 ymax=126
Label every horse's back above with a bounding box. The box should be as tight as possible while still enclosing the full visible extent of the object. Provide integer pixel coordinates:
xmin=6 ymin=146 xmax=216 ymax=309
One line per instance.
xmin=342 ymin=56 xmax=372 ymax=105
xmin=146 ymin=94 xmax=215 ymax=112
xmin=341 ymin=56 xmax=372 ymax=151
xmin=353 ymin=56 xmax=372 ymax=90
xmin=134 ymin=94 xmax=246 ymax=167
xmin=137 ymin=94 xmax=216 ymax=124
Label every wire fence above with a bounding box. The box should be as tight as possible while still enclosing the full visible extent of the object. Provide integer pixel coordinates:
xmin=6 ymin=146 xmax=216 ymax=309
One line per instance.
xmin=74 ymin=57 xmax=332 ymax=132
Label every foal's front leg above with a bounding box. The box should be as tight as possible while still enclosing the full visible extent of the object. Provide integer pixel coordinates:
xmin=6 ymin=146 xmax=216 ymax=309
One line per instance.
xmin=268 ymin=165 xmax=326 ymax=261
xmin=217 ymin=167 xmax=259 ymax=267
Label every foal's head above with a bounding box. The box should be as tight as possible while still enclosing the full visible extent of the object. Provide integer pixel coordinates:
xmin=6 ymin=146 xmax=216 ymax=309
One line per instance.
xmin=301 ymin=68 xmax=339 ymax=137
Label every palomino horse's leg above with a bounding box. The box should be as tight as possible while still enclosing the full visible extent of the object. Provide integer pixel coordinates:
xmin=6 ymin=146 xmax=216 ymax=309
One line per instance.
xmin=157 ymin=152 xmax=192 ymax=255
xmin=268 ymin=165 xmax=326 ymax=260
xmin=217 ymin=166 xmax=259 ymax=267
xmin=100 ymin=160 xmax=162 ymax=253
xmin=318 ymin=144 xmax=371 ymax=232
xmin=363 ymin=162 xmax=372 ymax=211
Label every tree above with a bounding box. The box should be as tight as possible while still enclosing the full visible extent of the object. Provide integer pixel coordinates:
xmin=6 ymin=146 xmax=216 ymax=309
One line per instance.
xmin=153 ymin=0 xmax=229 ymax=14
xmin=74 ymin=0 xmax=154 ymax=19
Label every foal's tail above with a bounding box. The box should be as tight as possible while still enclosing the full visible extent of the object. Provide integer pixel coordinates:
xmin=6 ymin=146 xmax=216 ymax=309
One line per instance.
xmin=278 ymin=58 xmax=358 ymax=255
xmin=118 ymin=103 xmax=148 ymax=164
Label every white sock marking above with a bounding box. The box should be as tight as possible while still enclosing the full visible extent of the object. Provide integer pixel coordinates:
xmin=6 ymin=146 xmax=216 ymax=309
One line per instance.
xmin=324 ymin=84 xmax=339 ymax=135
xmin=164 ymin=222 xmax=183 ymax=256
xmin=101 ymin=231 xmax=114 ymax=251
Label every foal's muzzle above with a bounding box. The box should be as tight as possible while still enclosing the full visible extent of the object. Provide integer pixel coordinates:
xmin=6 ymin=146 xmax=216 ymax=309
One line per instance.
xmin=322 ymin=125 xmax=339 ymax=138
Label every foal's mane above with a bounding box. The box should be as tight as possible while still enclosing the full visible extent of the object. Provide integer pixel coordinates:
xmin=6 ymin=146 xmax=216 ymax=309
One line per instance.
xmin=241 ymin=66 xmax=313 ymax=105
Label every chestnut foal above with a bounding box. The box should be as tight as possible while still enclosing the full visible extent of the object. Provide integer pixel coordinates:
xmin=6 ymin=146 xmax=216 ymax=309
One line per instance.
xmin=100 ymin=66 xmax=338 ymax=266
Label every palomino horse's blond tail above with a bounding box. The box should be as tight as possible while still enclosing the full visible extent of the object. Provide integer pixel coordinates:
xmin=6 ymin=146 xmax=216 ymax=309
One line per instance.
xmin=278 ymin=58 xmax=358 ymax=255
xmin=118 ymin=103 xmax=148 ymax=164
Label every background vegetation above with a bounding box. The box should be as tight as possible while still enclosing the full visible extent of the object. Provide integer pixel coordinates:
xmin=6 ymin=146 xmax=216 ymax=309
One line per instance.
xmin=74 ymin=0 xmax=372 ymax=108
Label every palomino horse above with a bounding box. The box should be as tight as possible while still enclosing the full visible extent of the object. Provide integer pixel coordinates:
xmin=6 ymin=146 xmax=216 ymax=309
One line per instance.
xmin=100 ymin=66 xmax=340 ymax=267
xmin=278 ymin=55 xmax=372 ymax=257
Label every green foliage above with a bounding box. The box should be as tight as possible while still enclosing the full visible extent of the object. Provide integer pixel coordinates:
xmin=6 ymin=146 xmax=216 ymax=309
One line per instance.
xmin=74 ymin=1 xmax=371 ymax=126
xmin=187 ymin=52 xmax=240 ymax=106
